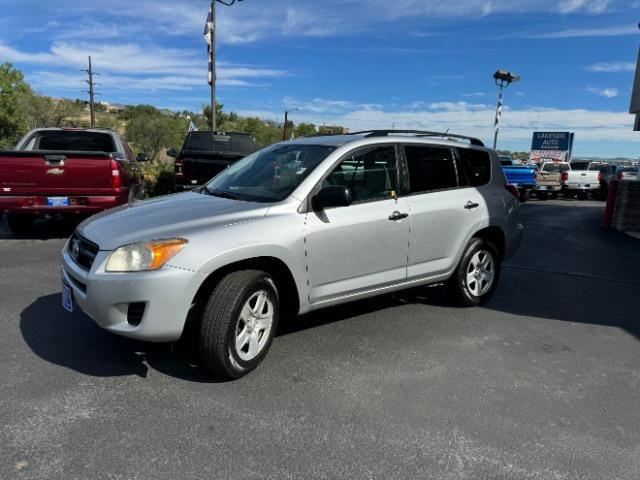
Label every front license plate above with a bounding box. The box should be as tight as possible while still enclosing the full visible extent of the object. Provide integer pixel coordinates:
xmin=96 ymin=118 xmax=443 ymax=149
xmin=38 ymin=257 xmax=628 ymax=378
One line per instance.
xmin=48 ymin=196 xmax=69 ymax=206
xmin=62 ymin=281 xmax=73 ymax=312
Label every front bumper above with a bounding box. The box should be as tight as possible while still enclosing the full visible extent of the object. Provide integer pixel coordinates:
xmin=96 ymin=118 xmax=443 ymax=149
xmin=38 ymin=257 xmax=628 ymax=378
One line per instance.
xmin=61 ymin=248 xmax=204 ymax=342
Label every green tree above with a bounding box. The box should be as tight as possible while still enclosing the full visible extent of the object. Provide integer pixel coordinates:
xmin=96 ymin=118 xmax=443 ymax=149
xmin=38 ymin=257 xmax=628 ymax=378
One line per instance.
xmin=294 ymin=122 xmax=317 ymax=138
xmin=124 ymin=105 xmax=187 ymax=161
xmin=0 ymin=63 xmax=31 ymax=147
xmin=21 ymin=95 xmax=84 ymax=129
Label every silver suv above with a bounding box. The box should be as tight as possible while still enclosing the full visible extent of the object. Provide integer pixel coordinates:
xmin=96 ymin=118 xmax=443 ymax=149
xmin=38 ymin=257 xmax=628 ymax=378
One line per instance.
xmin=61 ymin=130 xmax=523 ymax=378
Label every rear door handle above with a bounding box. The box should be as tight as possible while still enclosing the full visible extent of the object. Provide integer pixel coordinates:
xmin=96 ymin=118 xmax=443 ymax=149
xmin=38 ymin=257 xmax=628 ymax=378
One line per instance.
xmin=464 ymin=201 xmax=480 ymax=210
xmin=388 ymin=211 xmax=409 ymax=221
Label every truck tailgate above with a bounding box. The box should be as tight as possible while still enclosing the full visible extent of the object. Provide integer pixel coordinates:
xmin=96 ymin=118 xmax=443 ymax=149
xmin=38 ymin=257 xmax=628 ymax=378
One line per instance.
xmin=0 ymin=150 xmax=116 ymax=196
xmin=566 ymin=171 xmax=600 ymax=187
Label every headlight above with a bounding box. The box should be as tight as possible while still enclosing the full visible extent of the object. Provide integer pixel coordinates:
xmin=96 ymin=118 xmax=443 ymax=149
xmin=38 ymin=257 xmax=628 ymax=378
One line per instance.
xmin=105 ymin=238 xmax=188 ymax=272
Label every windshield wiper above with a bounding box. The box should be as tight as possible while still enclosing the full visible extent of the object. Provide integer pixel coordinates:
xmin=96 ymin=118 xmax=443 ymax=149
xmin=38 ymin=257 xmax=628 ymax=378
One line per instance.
xmin=207 ymin=189 xmax=239 ymax=200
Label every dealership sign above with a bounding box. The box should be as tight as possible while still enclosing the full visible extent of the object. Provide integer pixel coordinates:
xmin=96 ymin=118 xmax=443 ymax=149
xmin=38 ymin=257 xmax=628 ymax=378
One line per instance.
xmin=531 ymin=132 xmax=575 ymax=152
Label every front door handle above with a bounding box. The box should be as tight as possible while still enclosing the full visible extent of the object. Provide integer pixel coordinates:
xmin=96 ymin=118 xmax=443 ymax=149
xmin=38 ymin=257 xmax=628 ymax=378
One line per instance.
xmin=389 ymin=211 xmax=409 ymax=221
xmin=464 ymin=201 xmax=480 ymax=210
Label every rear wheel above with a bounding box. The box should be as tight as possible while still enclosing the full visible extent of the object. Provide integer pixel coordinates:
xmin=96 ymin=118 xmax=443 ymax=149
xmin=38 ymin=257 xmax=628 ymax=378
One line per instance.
xmin=550 ymin=192 xmax=559 ymax=200
xmin=447 ymin=238 xmax=500 ymax=307
xmin=577 ymin=191 xmax=588 ymax=201
xmin=199 ymin=270 xmax=279 ymax=378
xmin=7 ymin=213 xmax=35 ymax=235
xmin=519 ymin=189 xmax=529 ymax=203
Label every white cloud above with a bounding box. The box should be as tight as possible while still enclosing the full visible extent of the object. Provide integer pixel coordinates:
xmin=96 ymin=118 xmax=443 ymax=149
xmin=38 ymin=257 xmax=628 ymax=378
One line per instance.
xmin=0 ymin=41 xmax=290 ymax=91
xmin=528 ymin=24 xmax=637 ymax=38
xmin=586 ymin=86 xmax=619 ymax=97
xmin=235 ymin=100 xmax=639 ymax=145
xmin=462 ymin=92 xmax=487 ymax=97
xmin=586 ymin=61 xmax=636 ymax=72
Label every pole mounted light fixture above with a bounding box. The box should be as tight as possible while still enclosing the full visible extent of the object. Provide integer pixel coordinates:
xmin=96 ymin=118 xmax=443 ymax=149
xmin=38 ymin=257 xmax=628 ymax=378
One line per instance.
xmin=492 ymin=69 xmax=521 ymax=149
xmin=207 ymin=0 xmax=244 ymax=131
xmin=283 ymin=108 xmax=299 ymax=141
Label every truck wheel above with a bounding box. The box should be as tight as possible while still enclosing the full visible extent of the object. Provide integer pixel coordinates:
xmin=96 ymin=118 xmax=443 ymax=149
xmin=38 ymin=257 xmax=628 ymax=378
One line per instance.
xmin=536 ymin=191 xmax=549 ymax=201
xmin=447 ymin=238 xmax=500 ymax=307
xmin=577 ymin=191 xmax=588 ymax=201
xmin=7 ymin=213 xmax=35 ymax=235
xmin=199 ymin=270 xmax=279 ymax=378
xmin=550 ymin=192 xmax=559 ymax=200
xmin=519 ymin=190 xmax=529 ymax=203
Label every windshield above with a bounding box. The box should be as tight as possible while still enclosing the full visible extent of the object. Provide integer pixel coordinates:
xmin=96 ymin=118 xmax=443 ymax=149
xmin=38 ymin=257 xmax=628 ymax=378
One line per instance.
xmin=203 ymin=144 xmax=336 ymax=203
xmin=542 ymin=163 xmax=570 ymax=172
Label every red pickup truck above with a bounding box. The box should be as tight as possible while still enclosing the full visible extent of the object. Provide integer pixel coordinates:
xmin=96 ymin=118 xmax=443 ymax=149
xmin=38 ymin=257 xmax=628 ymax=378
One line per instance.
xmin=0 ymin=128 xmax=146 ymax=234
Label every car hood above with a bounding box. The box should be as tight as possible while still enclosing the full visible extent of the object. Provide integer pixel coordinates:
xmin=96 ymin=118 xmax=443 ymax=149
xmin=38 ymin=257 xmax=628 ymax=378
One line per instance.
xmin=78 ymin=191 xmax=270 ymax=250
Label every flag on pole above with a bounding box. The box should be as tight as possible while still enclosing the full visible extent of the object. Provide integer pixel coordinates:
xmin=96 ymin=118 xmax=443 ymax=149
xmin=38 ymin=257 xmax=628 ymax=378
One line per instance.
xmin=204 ymin=5 xmax=214 ymax=85
xmin=188 ymin=121 xmax=198 ymax=133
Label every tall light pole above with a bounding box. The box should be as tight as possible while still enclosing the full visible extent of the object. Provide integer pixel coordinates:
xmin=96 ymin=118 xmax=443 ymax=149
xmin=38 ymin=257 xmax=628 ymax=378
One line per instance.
xmin=205 ymin=0 xmax=243 ymax=131
xmin=492 ymin=70 xmax=521 ymax=149
xmin=630 ymin=22 xmax=640 ymax=131
xmin=283 ymin=108 xmax=299 ymax=141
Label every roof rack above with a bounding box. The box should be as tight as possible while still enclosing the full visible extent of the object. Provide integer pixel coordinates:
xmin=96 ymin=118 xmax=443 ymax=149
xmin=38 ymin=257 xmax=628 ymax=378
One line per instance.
xmin=348 ymin=129 xmax=485 ymax=147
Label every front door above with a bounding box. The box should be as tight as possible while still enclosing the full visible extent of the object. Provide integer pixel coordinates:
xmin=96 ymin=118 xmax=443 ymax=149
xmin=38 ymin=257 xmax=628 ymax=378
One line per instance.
xmin=305 ymin=145 xmax=410 ymax=304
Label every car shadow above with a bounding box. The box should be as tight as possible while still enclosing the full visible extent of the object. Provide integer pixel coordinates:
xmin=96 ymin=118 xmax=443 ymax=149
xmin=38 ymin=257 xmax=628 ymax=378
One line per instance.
xmin=0 ymin=215 xmax=78 ymax=240
xmin=20 ymin=294 xmax=231 ymax=383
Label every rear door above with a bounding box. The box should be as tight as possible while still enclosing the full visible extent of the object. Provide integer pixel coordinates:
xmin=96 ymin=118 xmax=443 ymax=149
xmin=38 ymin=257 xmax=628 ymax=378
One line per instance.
xmin=305 ymin=144 xmax=410 ymax=304
xmin=402 ymin=144 xmax=485 ymax=280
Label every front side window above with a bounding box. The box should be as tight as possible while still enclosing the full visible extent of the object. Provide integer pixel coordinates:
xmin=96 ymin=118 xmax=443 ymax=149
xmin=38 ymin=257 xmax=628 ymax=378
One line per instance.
xmin=204 ymin=144 xmax=335 ymax=203
xmin=323 ymin=145 xmax=398 ymax=203
xmin=404 ymin=145 xmax=459 ymax=193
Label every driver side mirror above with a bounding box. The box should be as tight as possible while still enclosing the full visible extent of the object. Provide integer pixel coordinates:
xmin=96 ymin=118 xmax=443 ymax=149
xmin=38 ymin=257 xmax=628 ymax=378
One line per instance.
xmin=312 ymin=185 xmax=352 ymax=210
xmin=136 ymin=152 xmax=149 ymax=162
xmin=166 ymin=148 xmax=179 ymax=158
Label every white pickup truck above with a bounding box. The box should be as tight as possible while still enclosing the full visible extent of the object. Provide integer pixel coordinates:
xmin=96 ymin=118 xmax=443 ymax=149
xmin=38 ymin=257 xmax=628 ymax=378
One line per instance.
xmin=563 ymin=161 xmax=605 ymax=200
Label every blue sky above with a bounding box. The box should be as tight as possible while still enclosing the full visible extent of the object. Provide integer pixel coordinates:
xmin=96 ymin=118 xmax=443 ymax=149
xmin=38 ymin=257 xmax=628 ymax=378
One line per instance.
xmin=1 ymin=0 xmax=640 ymax=157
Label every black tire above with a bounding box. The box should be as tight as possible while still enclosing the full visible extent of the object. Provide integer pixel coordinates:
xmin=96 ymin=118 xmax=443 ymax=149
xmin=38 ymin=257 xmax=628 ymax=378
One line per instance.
xmin=519 ymin=189 xmax=529 ymax=203
xmin=536 ymin=191 xmax=549 ymax=201
xmin=577 ymin=191 xmax=588 ymax=201
xmin=447 ymin=238 xmax=500 ymax=307
xmin=550 ymin=192 xmax=559 ymax=200
xmin=7 ymin=213 xmax=35 ymax=235
xmin=199 ymin=270 xmax=279 ymax=378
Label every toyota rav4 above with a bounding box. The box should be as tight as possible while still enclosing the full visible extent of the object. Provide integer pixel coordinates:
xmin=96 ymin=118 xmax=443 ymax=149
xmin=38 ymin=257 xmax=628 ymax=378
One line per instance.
xmin=61 ymin=130 xmax=523 ymax=378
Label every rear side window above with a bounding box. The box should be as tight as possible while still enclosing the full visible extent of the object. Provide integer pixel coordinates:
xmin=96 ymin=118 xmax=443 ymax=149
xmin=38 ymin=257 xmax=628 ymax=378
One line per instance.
xmin=32 ymin=131 xmax=116 ymax=152
xmin=404 ymin=145 xmax=458 ymax=194
xmin=457 ymin=148 xmax=491 ymax=187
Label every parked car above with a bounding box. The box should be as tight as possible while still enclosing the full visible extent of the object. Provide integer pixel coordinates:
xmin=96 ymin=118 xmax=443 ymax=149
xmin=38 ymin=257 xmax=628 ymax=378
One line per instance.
xmin=563 ymin=161 xmax=605 ymax=200
xmin=169 ymin=131 xmax=258 ymax=191
xmin=61 ymin=130 xmax=523 ymax=378
xmin=616 ymin=166 xmax=638 ymax=182
xmin=0 ymin=128 xmax=146 ymax=234
xmin=534 ymin=161 xmax=569 ymax=200
xmin=500 ymin=156 xmax=536 ymax=203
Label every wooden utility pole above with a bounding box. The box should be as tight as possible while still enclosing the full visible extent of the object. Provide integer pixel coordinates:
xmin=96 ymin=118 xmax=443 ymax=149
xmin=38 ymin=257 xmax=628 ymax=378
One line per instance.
xmin=209 ymin=0 xmax=216 ymax=131
xmin=83 ymin=56 xmax=98 ymax=127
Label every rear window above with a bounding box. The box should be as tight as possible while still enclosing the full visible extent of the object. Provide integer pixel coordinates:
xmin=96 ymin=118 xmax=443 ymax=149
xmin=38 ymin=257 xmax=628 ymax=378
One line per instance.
xmin=29 ymin=131 xmax=116 ymax=152
xmin=543 ymin=163 xmax=570 ymax=172
xmin=404 ymin=146 xmax=460 ymax=193
xmin=183 ymin=132 xmax=257 ymax=154
xmin=570 ymin=161 xmax=589 ymax=170
xmin=457 ymin=148 xmax=491 ymax=187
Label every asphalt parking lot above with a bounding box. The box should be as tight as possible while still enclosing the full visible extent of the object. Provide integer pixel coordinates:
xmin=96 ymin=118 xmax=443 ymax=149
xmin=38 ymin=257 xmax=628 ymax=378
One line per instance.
xmin=1 ymin=200 xmax=640 ymax=480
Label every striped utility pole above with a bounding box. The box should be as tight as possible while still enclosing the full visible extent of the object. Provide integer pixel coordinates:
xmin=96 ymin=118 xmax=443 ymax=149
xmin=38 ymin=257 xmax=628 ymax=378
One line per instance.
xmin=492 ymin=70 xmax=520 ymax=150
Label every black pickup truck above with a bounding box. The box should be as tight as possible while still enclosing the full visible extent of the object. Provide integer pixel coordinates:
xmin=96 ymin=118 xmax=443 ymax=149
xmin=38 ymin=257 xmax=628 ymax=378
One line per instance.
xmin=169 ymin=131 xmax=258 ymax=191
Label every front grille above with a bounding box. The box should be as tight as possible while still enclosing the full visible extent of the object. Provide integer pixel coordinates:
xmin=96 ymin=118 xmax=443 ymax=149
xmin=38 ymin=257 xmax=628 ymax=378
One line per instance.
xmin=68 ymin=232 xmax=99 ymax=270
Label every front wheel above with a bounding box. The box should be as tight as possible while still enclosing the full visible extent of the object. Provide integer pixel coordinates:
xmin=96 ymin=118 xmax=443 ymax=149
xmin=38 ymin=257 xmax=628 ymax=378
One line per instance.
xmin=199 ymin=270 xmax=279 ymax=378
xmin=447 ymin=238 xmax=500 ymax=307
